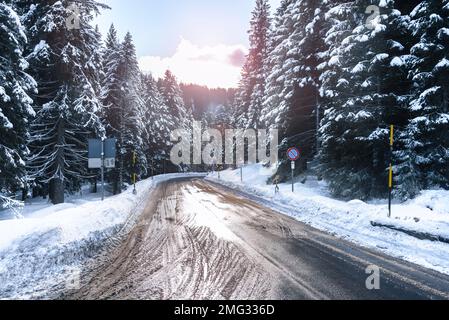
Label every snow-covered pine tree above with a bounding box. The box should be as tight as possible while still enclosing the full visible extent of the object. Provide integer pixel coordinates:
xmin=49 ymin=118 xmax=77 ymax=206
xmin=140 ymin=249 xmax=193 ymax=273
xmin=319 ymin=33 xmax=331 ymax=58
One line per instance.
xmin=101 ymin=24 xmax=120 ymax=123
xmin=396 ymin=0 xmax=449 ymax=197
xmin=160 ymin=70 xmax=191 ymax=128
xmin=0 ymin=1 xmax=36 ymax=210
xmin=319 ymin=0 xmax=414 ymax=199
xmin=246 ymin=0 xmax=271 ymax=130
xmin=234 ymin=0 xmax=271 ymax=130
xmin=141 ymin=73 xmax=175 ymax=175
xmin=100 ymin=24 xmax=123 ymax=193
xmin=114 ymin=32 xmax=147 ymax=189
xmin=159 ymin=70 xmax=192 ymax=171
xmin=19 ymin=0 xmax=106 ymax=204
xmin=260 ymin=0 xmax=294 ymax=131
xmin=232 ymin=63 xmax=251 ymax=128
xmin=263 ymin=0 xmax=338 ymax=178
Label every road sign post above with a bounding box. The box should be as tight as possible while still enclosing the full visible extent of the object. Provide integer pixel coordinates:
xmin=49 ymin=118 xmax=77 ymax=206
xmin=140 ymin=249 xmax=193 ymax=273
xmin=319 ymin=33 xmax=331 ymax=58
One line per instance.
xmin=287 ymin=147 xmax=300 ymax=193
xmin=291 ymin=161 xmax=295 ymax=192
xmin=101 ymin=138 xmax=105 ymax=201
xmin=133 ymin=151 xmax=137 ymax=195
xmin=89 ymin=138 xmax=116 ymax=201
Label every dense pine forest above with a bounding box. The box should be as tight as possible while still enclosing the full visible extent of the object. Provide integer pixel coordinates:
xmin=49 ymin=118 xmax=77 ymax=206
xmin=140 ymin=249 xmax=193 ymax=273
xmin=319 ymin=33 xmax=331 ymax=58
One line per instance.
xmin=1 ymin=0 xmax=449 ymax=209
xmin=233 ymin=0 xmax=449 ymax=200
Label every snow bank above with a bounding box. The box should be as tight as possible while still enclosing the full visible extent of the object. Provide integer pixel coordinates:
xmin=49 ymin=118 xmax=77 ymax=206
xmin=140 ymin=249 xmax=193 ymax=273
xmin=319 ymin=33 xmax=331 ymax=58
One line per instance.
xmin=0 ymin=173 xmax=203 ymax=299
xmin=207 ymin=164 xmax=449 ymax=275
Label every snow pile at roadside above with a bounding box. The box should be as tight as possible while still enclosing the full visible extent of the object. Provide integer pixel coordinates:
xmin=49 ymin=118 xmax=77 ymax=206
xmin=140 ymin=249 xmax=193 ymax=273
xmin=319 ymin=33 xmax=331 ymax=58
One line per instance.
xmin=0 ymin=173 xmax=203 ymax=299
xmin=207 ymin=164 xmax=449 ymax=275
xmin=373 ymin=190 xmax=449 ymax=241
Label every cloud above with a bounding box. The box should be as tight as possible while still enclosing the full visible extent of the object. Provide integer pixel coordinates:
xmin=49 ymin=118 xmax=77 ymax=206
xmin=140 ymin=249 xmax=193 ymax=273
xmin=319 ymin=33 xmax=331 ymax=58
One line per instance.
xmin=139 ymin=39 xmax=247 ymax=89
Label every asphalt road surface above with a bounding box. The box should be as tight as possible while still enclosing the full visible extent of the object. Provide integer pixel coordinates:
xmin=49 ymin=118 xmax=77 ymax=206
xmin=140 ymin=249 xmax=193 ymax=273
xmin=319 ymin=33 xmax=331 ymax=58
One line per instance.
xmin=67 ymin=178 xmax=449 ymax=300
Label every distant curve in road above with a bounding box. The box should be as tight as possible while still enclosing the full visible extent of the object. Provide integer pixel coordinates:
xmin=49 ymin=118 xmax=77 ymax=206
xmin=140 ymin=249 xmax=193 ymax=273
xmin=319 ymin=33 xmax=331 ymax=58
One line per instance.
xmin=65 ymin=178 xmax=449 ymax=300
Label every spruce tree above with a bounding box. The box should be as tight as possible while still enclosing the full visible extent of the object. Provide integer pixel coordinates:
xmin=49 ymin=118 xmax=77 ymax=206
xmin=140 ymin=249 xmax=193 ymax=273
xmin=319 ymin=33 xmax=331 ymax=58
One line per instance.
xmin=159 ymin=70 xmax=193 ymax=171
xmin=234 ymin=0 xmax=271 ymax=130
xmin=397 ymin=0 xmax=449 ymax=196
xmin=0 ymin=2 xmax=36 ymax=209
xmin=21 ymin=0 xmax=106 ymax=204
xmin=319 ymin=0 xmax=414 ymax=199
xmin=141 ymin=74 xmax=175 ymax=174
xmin=115 ymin=32 xmax=147 ymax=188
xmin=263 ymin=0 xmax=337 ymax=178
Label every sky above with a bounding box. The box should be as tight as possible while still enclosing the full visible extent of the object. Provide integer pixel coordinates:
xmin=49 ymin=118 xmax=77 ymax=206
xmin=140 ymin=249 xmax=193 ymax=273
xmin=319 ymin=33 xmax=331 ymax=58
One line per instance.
xmin=94 ymin=0 xmax=282 ymax=88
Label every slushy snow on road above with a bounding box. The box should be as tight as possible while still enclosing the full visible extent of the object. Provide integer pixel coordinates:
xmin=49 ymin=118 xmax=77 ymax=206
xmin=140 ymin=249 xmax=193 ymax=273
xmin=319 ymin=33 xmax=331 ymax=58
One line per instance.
xmin=0 ymin=174 xmax=203 ymax=299
xmin=207 ymin=164 xmax=449 ymax=275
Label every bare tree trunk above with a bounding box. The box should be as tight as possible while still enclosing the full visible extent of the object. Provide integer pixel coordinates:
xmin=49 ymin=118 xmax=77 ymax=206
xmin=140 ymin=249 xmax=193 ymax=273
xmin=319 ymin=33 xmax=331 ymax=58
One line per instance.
xmin=51 ymin=178 xmax=64 ymax=205
xmin=21 ymin=187 xmax=28 ymax=202
xmin=51 ymin=118 xmax=65 ymax=205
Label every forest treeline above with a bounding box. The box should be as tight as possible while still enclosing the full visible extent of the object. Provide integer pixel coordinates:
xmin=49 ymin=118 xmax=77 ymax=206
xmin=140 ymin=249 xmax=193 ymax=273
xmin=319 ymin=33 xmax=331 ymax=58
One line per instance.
xmin=1 ymin=0 xmax=449 ymax=208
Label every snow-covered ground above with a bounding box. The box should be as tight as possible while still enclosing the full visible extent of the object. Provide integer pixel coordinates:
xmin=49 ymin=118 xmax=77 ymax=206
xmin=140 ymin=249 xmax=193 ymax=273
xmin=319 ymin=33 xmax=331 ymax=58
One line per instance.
xmin=207 ymin=164 xmax=449 ymax=275
xmin=0 ymin=173 xmax=203 ymax=299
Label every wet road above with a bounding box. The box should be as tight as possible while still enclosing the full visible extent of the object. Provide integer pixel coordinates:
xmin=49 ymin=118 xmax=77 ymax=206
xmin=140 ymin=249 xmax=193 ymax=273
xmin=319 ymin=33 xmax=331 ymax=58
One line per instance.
xmin=67 ymin=178 xmax=449 ymax=300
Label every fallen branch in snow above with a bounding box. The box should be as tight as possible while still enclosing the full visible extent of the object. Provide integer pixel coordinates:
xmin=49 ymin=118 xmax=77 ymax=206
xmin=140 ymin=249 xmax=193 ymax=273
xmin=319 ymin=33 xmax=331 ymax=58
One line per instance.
xmin=0 ymin=195 xmax=24 ymax=219
xmin=370 ymin=221 xmax=449 ymax=245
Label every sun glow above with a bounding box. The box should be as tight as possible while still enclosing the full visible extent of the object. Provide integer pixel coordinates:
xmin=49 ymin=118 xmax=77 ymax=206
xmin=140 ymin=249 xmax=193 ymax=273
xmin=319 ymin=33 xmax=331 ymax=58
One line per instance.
xmin=139 ymin=39 xmax=247 ymax=88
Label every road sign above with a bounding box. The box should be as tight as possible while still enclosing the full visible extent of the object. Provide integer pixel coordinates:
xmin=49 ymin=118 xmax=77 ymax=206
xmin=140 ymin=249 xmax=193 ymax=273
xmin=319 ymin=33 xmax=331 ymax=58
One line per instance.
xmin=104 ymin=158 xmax=115 ymax=169
xmin=287 ymin=147 xmax=300 ymax=161
xmin=287 ymin=147 xmax=300 ymax=193
xmin=89 ymin=138 xmax=116 ymax=169
xmin=104 ymin=138 xmax=117 ymax=168
xmin=88 ymin=138 xmax=117 ymax=201
xmin=88 ymin=139 xmax=102 ymax=169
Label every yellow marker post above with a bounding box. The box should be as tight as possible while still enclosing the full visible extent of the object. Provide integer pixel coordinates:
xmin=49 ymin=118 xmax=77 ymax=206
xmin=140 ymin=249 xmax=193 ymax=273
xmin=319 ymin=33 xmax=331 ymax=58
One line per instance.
xmin=388 ymin=125 xmax=394 ymax=218
xmin=390 ymin=125 xmax=394 ymax=147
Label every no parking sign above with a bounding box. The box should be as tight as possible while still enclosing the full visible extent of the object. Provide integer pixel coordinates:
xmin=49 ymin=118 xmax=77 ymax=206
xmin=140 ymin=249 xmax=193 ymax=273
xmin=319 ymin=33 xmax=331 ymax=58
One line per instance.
xmin=287 ymin=147 xmax=300 ymax=161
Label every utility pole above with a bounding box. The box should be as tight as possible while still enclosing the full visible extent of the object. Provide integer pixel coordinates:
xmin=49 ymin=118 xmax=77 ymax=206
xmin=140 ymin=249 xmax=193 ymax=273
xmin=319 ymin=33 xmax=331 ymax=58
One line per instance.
xmin=316 ymin=92 xmax=320 ymax=155
xmin=101 ymin=138 xmax=105 ymax=201
xmin=388 ymin=125 xmax=394 ymax=218
xmin=133 ymin=151 xmax=137 ymax=195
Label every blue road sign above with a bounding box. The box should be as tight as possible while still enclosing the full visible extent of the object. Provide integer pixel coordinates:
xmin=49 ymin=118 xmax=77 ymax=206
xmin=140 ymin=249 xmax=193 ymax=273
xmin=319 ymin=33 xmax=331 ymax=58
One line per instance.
xmin=104 ymin=138 xmax=117 ymax=158
xmin=287 ymin=147 xmax=300 ymax=161
xmin=88 ymin=139 xmax=102 ymax=159
xmin=88 ymin=138 xmax=117 ymax=169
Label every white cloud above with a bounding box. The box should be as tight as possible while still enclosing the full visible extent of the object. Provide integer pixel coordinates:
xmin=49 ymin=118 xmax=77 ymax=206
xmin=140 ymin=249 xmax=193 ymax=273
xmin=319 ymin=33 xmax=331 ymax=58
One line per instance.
xmin=139 ymin=39 xmax=247 ymax=89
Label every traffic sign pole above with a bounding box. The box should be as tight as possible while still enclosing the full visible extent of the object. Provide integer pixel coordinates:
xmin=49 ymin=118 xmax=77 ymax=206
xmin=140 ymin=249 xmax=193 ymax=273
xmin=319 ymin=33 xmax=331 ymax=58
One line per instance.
xmin=287 ymin=147 xmax=300 ymax=193
xmin=133 ymin=151 xmax=137 ymax=195
xmin=291 ymin=161 xmax=295 ymax=192
xmin=101 ymin=138 xmax=105 ymax=201
xmin=89 ymin=138 xmax=117 ymax=201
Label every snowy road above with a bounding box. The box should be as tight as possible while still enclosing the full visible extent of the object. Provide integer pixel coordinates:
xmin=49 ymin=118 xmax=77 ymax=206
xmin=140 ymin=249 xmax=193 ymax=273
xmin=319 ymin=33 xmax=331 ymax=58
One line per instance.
xmin=66 ymin=178 xmax=449 ymax=300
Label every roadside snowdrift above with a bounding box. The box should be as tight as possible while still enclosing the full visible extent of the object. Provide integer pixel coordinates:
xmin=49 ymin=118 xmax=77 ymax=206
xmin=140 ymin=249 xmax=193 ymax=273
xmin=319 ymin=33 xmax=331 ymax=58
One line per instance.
xmin=207 ymin=164 xmax=449 ymax=275
xmin=0 ymin=173 xmax=203 ymax=299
